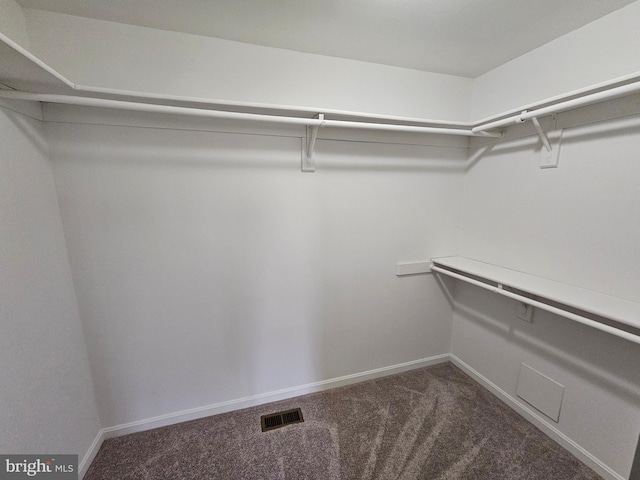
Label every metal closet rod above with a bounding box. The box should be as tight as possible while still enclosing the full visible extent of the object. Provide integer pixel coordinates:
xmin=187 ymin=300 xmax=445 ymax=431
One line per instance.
xmin=3 ymin=76 xmax=639 ymax=136
xmin=0 ymin=90 xmax=500 ymax=138
xmin=472 ymin=78 xmax=640 ymax=133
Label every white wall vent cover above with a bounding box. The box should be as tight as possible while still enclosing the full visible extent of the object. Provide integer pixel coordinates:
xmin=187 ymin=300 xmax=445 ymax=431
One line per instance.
xmin=516 ymin=363 xmax=565 ymax=423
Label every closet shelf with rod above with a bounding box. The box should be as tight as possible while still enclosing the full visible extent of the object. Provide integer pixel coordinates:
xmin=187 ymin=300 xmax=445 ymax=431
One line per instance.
xmin=0 ymin=90 xmax=496 ymax=137
xmin=431 ymin=256 xmax=640 ymax=345
xmin=3 ymin=32 xmax=640 ymax=345
xmin=2 ymin=32 xmax=640 ymax=166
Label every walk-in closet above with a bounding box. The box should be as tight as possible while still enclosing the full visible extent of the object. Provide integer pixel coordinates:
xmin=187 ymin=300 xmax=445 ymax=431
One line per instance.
xmin=1 ymin=1 xmax=639 ymax=479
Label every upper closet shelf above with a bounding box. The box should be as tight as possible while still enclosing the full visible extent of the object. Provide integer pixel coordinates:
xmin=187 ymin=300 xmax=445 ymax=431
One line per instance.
xmin=0 ymin=35 xmax=490 ymax=139
xmin=3 ymin=33 xmax=640 ymax=141
xmin=431 ymin=256 xmax=640 ymax=345
xmin=0 ymin=35 xmax=74 ymax=94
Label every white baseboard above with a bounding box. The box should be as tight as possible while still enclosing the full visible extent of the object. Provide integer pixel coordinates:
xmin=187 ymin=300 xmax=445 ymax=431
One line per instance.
xmin=449 ymin=354 xmax=625 ymax=480
xmin=78 ymin=430 xmax=105 ymax=479
xmin=79 ymin=354 xmax=449 ymax=476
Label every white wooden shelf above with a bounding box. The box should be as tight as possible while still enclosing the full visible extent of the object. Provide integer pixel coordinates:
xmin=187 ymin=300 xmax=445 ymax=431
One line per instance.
xmin=3 ymin=32 xmax=640 ymax=141
xmin=0 ymin=35 xmax=477 ymax=130
xmin=431 ymin=256 xmax=640 ymax=344
xmin=0 ymin=35 xmax=75 ymax=94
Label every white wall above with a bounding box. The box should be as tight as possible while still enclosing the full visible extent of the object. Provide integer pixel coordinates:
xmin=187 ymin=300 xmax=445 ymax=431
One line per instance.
xmin=0 ymin=0 xmax=30 ymax=49
xmin=455 ymin=105 xmax=640 ymax=478
xmin=462 ymin=112 xmax=640 ymax=301
xmin=0 ymin=103 xmax=101 ymax=459
xmin=22 ymin=9 xmax=473 ymax=121
xmin=472 ymin=0 xmax=640 ymax=120
xmin=462 ymin=12 xmax=640 ymax=474
xmin=44 ymin=106 xmax=464 ymax=428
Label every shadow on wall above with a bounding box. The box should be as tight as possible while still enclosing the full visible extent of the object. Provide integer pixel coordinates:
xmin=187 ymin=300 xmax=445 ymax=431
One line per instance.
xmin=451 ymin=285 xmax=640 ymax=406
xmin=5 ymin=108 xmax=49 ymax=155
xmin=467 ymin=108 xmax=640 ymax=171
xmin=315 ymin=138 xmax=466 ymax=174
xmin=45 ymin=120 xmax=468 ymax=174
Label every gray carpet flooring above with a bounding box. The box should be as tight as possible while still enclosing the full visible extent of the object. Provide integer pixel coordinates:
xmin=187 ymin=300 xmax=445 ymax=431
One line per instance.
xmin=85 ymin=363 xmax=601 ymax=479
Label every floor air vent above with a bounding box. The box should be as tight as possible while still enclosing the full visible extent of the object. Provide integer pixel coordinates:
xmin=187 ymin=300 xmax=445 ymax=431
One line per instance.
xmin=261 ymin=408 xmax=304 ymax=432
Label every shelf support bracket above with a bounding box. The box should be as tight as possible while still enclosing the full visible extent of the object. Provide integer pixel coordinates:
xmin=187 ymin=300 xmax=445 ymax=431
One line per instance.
xmin=537 ymin=114 xmax=562 ymax=169
xmin=531 ymin=116 xmax=552 ymax=152
xmin=520 ymin=111 xmax=561 ymax=168
xmin=302 ymin=114 xmax=324 ymax=172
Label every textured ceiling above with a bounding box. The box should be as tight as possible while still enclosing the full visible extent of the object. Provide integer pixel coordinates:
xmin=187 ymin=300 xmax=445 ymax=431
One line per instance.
xmin=15 ymin=0 xmax=636 ymax=77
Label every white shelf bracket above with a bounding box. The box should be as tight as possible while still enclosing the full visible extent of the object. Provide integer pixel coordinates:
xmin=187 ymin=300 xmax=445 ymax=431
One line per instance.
xmin=302 ymin=113 xmax=325 ymax=172
xmin=517 ymin=111 xmax=562 ymax=168
xmin=531 ymin=115 xmax=552 ymax=152
xmin=537 ymin=114 xmax=562 ymax=169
